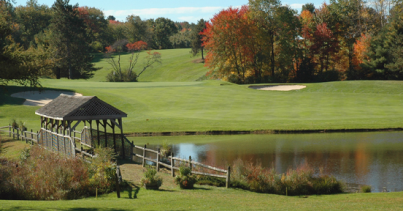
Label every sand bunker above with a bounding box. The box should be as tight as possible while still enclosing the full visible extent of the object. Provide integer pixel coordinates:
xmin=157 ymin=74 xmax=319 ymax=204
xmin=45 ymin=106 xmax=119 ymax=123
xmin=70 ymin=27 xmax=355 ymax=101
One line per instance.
xmin=11 ymin=90 xmax=82 ymax=106
xmin=249 ymin=85 xmax=306 ymax=91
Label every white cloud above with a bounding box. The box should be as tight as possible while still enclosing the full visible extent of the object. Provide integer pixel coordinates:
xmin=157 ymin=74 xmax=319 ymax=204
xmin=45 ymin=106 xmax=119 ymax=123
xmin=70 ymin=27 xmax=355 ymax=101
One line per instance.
xmin=104 ymin=6 xmax=225 ymax=21
xmin=288 ymin=3 xmax=304 ymax=10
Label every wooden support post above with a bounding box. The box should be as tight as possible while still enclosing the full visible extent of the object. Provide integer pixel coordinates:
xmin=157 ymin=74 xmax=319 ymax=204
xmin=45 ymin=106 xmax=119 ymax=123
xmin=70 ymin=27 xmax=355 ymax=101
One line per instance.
xmin=16 ymin=128 xmax=19 ymax=140
xmin=103 ymin=120 xmax=107 ymax=148
xmin=157 ymin=148 xmax=160 ymax=172
xmin=226 ymin=166 xmax=231 ymax=189
xmin=8 ymin=124 xmax=11 ymax=137
xmin=131 ymin=141 xmax=134 ymax=161
xmin=112 ymin=120 xmax=116 ymax=153
xmin=189 ymin=156 xmax=192 ymax=172
xmin=142 ymin=145 xmax=146 ymax=167
xmin=12 ymin=127 xmax=14 ymax=139
xmin=96 ymin=120 xmax=100 ymax=147
xmin=118 ymin=118 xmax=125 ymax=159
xmin=31 ymin=129 xmax=33 ymax=145
xmin=171 ymin=152 xmax=175 ymax=177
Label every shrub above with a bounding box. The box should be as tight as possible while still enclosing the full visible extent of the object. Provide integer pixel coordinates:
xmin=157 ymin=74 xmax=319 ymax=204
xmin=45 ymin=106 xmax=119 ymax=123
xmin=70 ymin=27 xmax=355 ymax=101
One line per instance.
xmin=160 ymin=140 xmax=172 ymax=158
xmin=0 ymin=146 xmax=117 ymax=200
xmin=174 ymin=166 xmax=197 ymax=189
xmin=140 ymin=166 xmax=163 ymax=190
xmin=196 ymin=175 xmax=225 ymax=187
xmin=106 ymin=69 xmax=138 ymax=82
xmin=230 ymin=158 xmax=344 ymax=196
xmin=361 ymin=185 xmax=371 ymax=193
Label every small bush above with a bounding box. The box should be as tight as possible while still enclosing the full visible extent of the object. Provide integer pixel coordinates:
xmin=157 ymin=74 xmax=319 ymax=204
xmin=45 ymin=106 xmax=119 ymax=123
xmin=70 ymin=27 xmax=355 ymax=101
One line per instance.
xmin=160 ymin=140 xmax=172 ymax=158
xmin=196 ymin=175 xmax=225 ymax=187
xmin=106 ymin=70 xmax=138 ymax=82
xmin=0 ymin=146 xmax=117 ymax=200
xmin=230 ymin=159 xmax=344 ymax=196
xmin=140 ymin=166 xmax=163 ymax=189
xmin=361 ymin=185 xmax=371 ymax=193
xmin=175 ymin=166 xmax=197 ymax=189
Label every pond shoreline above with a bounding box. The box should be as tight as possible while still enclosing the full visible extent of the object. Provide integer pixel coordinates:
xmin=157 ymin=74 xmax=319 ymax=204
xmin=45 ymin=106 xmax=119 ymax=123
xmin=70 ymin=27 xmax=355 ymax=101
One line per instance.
xmin=126 ymin=127 xmax=403 ymax=137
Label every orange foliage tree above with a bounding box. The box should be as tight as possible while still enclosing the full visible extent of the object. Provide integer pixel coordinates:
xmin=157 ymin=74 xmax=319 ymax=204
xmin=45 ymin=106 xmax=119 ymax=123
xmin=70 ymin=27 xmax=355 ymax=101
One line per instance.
xmin=201 ymin=6 xmax=264 ymax=83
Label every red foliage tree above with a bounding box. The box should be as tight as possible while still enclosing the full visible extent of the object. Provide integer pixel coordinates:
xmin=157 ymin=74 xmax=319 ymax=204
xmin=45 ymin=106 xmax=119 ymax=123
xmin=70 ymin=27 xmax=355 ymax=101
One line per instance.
xmin=126 ymin=41 xmax=148 ymax=51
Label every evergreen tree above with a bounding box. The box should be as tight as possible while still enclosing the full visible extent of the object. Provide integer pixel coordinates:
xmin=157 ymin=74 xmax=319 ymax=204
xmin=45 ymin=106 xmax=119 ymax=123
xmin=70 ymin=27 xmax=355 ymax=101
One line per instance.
xmin=49 ymin=0 xmax=97 ymax=79
xmin=190 ymin=19 xmax=206 ymax=60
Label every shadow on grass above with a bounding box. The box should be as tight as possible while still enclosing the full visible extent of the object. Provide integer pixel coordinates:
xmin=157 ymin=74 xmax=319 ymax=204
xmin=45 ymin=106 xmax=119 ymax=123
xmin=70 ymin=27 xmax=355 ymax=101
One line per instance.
xmin=3 ymin=208 xmax=128 ymax=211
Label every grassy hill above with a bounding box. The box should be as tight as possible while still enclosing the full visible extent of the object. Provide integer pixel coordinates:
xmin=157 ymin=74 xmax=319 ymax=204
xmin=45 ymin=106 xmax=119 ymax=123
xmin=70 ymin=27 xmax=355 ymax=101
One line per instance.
xmin=90 ymin=48 xmax=208 ymax=82
xmin=2 ymin=80 xmax=403 ymax=133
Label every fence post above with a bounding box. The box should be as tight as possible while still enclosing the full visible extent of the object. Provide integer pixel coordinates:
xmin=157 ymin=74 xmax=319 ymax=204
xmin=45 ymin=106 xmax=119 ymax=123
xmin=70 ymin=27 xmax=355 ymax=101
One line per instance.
xmin=226 ymin=166 xmax=231 ymax=189
xmin=156 ymin=148 xmax=160 ymax=172
xmin=36 ymin=131 xmax=39 ymax=145
xmin=116 ymin=165 xmax=121 ymax=198
xmin=189 ymin=156 xmax=192 ymax=172
xmin=12 ymin=127 xmax=14 ymax=139
xmin=31 ymin=129 xmax=33 ymax=145
xmin=142 ymin=145 xmax=146 ymax=167
xmin=131 ymin=141 xmax=134 ymax=161
xmin=171 ymin=152 xmax=175 ymax=177
xmin=24 ymin=131 xmax=27 ymax=143
xmin=8 ymin=124 xmax=11 ymax=137
xmin=17 ymin=128 xmax=19 ymax=140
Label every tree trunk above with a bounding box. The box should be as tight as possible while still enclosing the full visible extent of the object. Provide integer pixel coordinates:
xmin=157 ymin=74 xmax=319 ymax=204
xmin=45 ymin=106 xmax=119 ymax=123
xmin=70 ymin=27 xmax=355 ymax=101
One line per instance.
xmin=201 ymin=47 xmax=204 ymax=60
xmin=67 ymin=39 xmax=72 ymax=79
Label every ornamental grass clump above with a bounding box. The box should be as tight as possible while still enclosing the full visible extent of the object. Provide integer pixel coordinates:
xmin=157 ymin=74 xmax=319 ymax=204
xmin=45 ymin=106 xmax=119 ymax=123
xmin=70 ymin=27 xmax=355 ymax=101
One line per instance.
xmin=140 ymin=166 xmax=163 ymax=190
xmin=230 ymin=158 xmax=344 ymax=196
xmin=175 ymin=166 xmax=197 ymax=189
xmin=0 ymin=145 xmax=117 ymax=200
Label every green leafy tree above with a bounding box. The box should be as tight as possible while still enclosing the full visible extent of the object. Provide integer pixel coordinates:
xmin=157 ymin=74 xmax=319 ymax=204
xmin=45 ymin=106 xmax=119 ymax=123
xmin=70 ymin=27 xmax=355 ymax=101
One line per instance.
xmin=14 ymin=0 xmax=52 ymax=49
xmin=153 ymin=17 xmax=177 ymax=49
xmin=48 ymin=0 xmax=98 ymax=79
xmin=0 ymin=1 xmax=52 ymax=87
xmin=190 ymin=18 xmax=206 ymax=60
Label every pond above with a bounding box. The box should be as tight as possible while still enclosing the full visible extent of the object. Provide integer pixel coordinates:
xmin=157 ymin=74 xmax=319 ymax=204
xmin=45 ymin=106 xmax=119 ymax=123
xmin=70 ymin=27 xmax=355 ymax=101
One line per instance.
xmin=129 ymin=131 xmax=403 ymax=192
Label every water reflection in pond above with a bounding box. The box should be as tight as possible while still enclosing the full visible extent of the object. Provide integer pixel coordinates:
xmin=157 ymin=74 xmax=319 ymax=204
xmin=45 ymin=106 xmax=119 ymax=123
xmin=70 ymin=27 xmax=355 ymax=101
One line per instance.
xmin=133 ymin=131 xmax=403 ymax=192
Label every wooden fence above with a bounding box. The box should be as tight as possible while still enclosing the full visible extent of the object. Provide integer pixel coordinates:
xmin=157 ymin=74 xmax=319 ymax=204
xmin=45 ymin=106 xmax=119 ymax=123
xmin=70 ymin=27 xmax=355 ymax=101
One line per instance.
xmin=1 ymin=125 xmax=231 ymax=188
xmin=0 ymin=125 xmax=39 ymax=145
xmin=132 ymin=144 xmax=231 ymax=188
xmin=0 ymin=124 xmax=94 ymax=158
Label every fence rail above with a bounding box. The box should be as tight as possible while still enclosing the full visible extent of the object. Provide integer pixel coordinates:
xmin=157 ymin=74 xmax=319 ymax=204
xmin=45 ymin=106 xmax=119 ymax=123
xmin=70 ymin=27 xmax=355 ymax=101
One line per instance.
xmin=0 ymin=125 xmax=95 ymax=158
xmin=132 ymin=144 xmax=231 ymax=188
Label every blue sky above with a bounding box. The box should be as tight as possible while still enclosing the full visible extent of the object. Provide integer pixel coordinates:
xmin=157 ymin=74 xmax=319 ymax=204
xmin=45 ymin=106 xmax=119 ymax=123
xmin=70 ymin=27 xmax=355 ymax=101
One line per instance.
xmin=14 ymin=0 xmax=329 ymax=23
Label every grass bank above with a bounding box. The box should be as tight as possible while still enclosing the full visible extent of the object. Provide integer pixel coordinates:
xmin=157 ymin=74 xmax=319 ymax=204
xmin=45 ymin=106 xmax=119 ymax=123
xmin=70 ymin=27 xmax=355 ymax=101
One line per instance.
xmin=90 ymin=48 xmax=208 ymax=82
xmin=1 ymin=189 xmax=403 ymax=210
xmin=2 ymin=80 xmax=403 ymax=133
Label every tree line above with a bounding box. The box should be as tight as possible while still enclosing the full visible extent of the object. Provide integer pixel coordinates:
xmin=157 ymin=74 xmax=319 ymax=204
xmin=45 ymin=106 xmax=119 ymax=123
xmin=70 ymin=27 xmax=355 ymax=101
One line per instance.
xmin=202 ymin=0 xmax=403 ymax=83
xmin=0 ymin=0 xmax=204 ymax=86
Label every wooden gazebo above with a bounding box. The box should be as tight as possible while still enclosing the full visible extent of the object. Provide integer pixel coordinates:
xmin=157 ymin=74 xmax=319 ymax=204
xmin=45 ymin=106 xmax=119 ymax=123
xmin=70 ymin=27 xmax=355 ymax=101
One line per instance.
xmin=35 ymin=94 xmax=128 ymax=157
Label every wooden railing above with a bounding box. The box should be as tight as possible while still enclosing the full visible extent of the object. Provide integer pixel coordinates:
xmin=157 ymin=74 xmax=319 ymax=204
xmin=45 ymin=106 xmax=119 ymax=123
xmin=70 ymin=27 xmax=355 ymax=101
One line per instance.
xmin=0 ymin=125 xmax=94 ymax=158
xmin=133 ymin=144 xmax=231 ymax=188
xmin=0 ymin=125 xmax=39 ymax=145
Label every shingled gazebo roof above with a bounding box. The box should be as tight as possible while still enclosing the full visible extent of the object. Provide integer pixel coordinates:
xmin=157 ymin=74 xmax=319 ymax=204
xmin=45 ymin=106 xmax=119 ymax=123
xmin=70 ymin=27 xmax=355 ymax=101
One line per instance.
xmin=35 ymin=94 xmax=127 ymax=121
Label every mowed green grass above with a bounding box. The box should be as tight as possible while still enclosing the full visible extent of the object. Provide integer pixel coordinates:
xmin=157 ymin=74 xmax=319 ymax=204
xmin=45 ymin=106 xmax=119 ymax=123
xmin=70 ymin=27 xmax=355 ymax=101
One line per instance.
xmin=90 ymin=48 xmax=208 ymax=82
xmin=1 ymin=188 xmax=403 ymax=210
xmin=1 ymin=80 xmax=403 ymax=133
